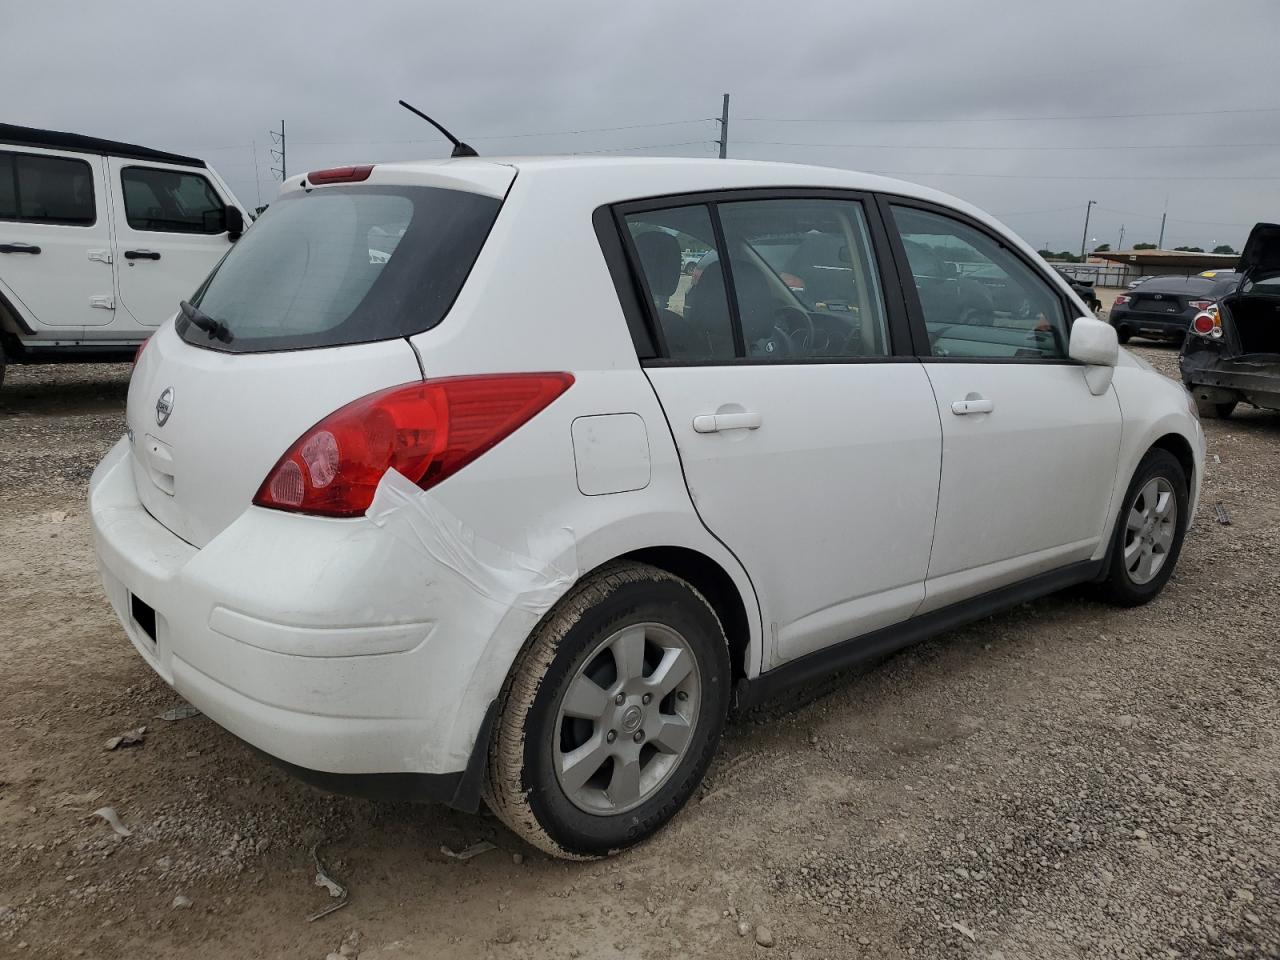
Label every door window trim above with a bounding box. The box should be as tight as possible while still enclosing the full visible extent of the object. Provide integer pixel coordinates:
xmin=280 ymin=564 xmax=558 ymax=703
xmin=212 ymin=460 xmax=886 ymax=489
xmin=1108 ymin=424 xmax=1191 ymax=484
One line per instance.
xmin=876 ymin=193 xmax=1082 ymax=365
xmin=599 ymin=187 xmax=918 ymax=366
xmin=119 ymin=164 xmax=227 ymax=235
xmin=0 ymin=149 xmax=97 ymax=227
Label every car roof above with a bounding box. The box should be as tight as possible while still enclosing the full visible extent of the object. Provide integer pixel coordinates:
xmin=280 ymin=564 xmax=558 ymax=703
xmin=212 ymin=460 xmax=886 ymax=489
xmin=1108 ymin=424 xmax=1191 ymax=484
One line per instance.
xmin=0 ymin=122 xmax=206 ymax=168
xmin=285 ymin=156 xmax=990 ymax=220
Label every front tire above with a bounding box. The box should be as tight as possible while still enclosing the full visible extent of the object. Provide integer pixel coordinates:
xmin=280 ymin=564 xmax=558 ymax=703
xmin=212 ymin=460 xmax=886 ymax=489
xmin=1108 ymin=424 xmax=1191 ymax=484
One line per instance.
xmin=1096 ymin=449 xmax=1188 ymax=606
xmin=485 ymin=562 xmax=730 ymax=858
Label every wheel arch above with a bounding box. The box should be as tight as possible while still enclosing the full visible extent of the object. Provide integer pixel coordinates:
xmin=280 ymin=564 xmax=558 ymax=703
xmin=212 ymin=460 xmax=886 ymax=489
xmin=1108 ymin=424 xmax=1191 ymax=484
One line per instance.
xmin=1150 ymin=431 xmax=1195 ymax=492
xmin=618 ymin=545 xmax=753 ymax=684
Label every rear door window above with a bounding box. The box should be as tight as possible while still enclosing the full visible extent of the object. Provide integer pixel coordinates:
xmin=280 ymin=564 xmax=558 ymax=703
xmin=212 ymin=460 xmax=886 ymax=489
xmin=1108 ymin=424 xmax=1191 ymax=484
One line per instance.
xmin=623 ymin=205 xmax=735 ymax=362
xmin=121 ymin=166 xmax=226 ymax=234
xmin=716 ymin=197 xmax=891 ymax=358
xmin=0 ymin=151 xmax=95 ymax=225
xmin=182 ymin=185 xmax=501 ymax=352
xmin=0 ymin=154 xmax=14 ymax=218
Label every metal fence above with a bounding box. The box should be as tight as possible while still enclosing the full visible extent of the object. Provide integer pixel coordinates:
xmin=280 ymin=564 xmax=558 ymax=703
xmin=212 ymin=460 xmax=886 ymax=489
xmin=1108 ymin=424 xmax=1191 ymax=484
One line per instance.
xmin=1050 ymin=263 xmax=1136 ymax=288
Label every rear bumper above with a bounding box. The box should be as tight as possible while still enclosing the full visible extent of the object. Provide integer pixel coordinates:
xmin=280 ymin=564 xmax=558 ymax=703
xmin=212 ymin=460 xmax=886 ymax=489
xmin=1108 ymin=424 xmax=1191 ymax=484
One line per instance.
xmin=1110 ymin=309 xmax=1190 ymax=338
xmin=1181 ymin=350 xmax=1280 ymax=410
xmin=88 ymin=438 xmax=532 ymax=808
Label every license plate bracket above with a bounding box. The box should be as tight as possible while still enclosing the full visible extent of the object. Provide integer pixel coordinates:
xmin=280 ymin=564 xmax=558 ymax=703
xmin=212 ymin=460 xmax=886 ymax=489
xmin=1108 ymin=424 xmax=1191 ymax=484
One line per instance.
xmin=130 ymin=593 xmax=158 ymax=645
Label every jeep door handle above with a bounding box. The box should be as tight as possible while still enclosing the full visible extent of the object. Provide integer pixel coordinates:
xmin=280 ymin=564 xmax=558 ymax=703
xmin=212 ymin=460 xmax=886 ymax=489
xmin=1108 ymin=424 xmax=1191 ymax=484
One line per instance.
xmin=692 ymin=411 xmax=763 ymax=433
xmin=0 ymin=242 xmax=40 ymax=254
xmin=125 ymin=249 xmax=161 ymax=261
xmin=951 ymin=397 xmax=995 ymax=415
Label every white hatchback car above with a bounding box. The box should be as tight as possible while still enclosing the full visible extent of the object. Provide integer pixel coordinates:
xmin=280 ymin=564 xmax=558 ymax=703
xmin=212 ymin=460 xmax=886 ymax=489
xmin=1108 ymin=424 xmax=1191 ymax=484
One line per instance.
xmin=90 ymin=157 xmax=1203 ymax=858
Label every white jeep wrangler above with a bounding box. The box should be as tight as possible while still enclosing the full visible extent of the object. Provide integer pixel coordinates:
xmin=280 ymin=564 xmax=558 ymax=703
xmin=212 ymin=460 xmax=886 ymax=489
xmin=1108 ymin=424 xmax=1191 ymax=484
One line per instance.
xmin=0 ymin=123 xmax=248 ymax=385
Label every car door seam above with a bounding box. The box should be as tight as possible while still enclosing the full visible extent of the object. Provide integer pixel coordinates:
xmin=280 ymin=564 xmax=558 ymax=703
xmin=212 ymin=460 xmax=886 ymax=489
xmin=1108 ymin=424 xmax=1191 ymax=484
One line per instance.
xmin=917 ymin=361 xmax=946 ymax=610
xmin=638 ymin=366 xmax=766 ymax=675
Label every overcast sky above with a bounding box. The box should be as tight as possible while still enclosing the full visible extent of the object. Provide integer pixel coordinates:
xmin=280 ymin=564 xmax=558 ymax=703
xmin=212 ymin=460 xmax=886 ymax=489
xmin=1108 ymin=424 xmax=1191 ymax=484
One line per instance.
xmin=6 ymin=0 xmax=1279 ymax=252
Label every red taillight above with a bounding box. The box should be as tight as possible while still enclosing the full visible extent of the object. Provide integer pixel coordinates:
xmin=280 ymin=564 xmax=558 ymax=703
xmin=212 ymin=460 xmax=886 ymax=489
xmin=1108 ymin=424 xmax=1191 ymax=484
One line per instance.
xmin=306 ymin=165 xmax=374 ymax=185
xmin=253 ymin=373 xmax=574 ymax=517
xmin=1191 ymin=311 xmax=1222 ymax=339
xmin=1113 ymin=294 xmax=1131 ymax=306
xmin=1187 ymin=299 xmax=1214 ymax=311
xmin=132 ymin=336 xmax=151 ymax=368
xmin=780 ymin=272 xmax=806 ymax=292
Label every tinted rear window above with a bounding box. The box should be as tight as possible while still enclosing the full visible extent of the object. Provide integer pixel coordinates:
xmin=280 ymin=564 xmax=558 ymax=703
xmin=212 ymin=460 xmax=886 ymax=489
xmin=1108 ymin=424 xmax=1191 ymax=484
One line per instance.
xmin=181 ymin=185 xmax=501 ymax=352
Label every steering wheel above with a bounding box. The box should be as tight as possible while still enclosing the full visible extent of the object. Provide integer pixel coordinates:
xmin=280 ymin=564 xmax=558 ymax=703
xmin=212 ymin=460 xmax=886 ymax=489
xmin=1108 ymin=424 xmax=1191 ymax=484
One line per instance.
xmin=748 ymin=325 xmax=795 ymax=358
xmin=772 ymin=305 xmax=817 ymax=350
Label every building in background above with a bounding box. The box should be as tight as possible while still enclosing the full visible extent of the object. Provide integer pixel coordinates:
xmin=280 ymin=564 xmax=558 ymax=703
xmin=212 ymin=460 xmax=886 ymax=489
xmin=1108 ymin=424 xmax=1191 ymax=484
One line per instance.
xmin=1056 ymin=249 xmax=1239 ymax=287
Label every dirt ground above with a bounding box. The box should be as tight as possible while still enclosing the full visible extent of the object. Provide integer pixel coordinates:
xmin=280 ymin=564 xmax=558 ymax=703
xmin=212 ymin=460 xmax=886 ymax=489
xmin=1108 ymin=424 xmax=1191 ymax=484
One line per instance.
xmin=1 ymin=347 xmax=1277 ymax=960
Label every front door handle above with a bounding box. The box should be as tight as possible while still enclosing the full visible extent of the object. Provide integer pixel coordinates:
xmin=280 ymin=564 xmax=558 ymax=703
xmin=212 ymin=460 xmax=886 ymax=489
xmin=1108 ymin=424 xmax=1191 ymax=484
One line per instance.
xmin=0 ymin=242 xmax=41 ymax=254
xmin=125 ymin=249 xmax=161 ymax=261
xmin=951 ymin=396 xmax=995 ymax=415
xmin=692 ymin=411 xmax=763 ymax=433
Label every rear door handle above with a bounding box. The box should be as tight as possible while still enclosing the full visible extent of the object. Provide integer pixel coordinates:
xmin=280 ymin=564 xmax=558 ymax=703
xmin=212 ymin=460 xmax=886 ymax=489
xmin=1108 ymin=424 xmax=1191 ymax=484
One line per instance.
xmin=692 ymin=411 xmax=763 ymax=433
xmin=951 ymin=397 xmax=995 ymax=415
xmin=125 ymin=249 xmax=161 ymax=261
xmin=0 ymin=242 xmax=40 ymax=254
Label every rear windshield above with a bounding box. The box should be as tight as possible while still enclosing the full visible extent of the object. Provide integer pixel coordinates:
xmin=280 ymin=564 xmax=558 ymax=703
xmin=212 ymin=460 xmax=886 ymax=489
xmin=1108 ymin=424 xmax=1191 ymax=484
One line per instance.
xmin=180 ymin=185 xmax=501 ymax=352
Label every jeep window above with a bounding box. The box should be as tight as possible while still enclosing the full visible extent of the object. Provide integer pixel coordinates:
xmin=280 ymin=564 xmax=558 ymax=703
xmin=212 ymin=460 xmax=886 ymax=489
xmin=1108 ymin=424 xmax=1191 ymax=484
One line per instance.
xmin=0 ymin=151 xmax=95 ymax=226
xmin=122 ymin=166 xmax=227 ymax=234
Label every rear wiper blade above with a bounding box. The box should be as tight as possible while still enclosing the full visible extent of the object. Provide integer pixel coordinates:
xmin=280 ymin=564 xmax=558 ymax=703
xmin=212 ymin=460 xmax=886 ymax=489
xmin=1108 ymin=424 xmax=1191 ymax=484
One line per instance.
xmin=179 ymin=300 xmax=233 ymax=343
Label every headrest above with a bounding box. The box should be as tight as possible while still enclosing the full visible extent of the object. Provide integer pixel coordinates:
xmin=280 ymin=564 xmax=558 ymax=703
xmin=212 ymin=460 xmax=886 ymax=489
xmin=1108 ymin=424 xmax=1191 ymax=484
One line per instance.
xmin=633 ymin=230 xmax=681 ymax=299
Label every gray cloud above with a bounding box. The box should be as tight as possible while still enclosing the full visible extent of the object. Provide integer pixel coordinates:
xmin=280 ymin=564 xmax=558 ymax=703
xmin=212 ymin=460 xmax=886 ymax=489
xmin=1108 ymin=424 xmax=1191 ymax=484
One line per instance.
xmin=7 ymin=0 xmax=1279 ymax=250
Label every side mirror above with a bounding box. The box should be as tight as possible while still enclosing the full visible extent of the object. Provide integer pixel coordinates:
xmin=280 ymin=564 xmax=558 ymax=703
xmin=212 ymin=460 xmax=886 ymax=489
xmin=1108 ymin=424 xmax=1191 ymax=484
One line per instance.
xmin=225 ymin=206 xmax=245 ymax=241
xmin=1068 ymin=315 xmax=1119 ymax=395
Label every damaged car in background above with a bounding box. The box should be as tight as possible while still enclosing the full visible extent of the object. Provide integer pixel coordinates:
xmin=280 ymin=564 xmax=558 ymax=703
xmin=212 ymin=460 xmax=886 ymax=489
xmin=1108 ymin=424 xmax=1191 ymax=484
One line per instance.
xmin=1182 ymin=222 xmax=1280 ymax=417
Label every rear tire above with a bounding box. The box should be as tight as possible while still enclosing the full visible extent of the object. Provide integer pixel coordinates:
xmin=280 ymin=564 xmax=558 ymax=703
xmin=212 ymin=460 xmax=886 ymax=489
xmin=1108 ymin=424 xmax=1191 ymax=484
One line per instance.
xmin=485 ymin=562 xmax=730 ymax=859
xmin=1115 ymin=325 xmax=1132 ymax=344
xmin=1195 ymin=396 xmax=1237 ymax=419
xmin=1096 ymin=449 xmax=1188 ymax=607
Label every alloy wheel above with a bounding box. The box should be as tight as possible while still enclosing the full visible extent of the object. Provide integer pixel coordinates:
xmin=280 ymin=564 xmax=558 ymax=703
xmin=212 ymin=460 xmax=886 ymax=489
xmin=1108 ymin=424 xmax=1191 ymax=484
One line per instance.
xmin=1124 ymin=477 xmax=1177 ymax=585
xmin=553 ymin=622 xmax=701 ymax=815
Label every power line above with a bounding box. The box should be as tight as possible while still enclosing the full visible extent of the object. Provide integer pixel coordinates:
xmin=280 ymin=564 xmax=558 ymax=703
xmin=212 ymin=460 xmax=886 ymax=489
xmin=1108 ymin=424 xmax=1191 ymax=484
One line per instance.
xmin=292 ymin=118 xmax=715 ymax=147
xmin=570 ymin=140 xmax=712 ymax=155
xmin=1099 ymin=206 xmax=1253 ymax=227
xmin=735 ymin=139 xmax=1280 ymax=152
xmin=859 ymin=168 xmax=1280 ymax=182
xmin=992 ymin=205 xmax=1083 ymax=218
xmin=737 ymin=105 xmax=1280 ymax=124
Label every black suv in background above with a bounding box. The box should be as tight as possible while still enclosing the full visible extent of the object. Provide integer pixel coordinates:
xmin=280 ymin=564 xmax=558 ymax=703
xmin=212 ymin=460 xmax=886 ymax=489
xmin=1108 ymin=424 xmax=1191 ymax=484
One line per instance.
xmin=1108 ymin=274 xmax=1241 ymax=344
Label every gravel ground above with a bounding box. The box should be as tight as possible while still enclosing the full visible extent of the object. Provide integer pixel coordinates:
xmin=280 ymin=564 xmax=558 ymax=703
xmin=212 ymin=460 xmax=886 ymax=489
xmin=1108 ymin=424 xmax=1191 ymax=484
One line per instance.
xmin=0 ymin=349 xmax=1276 ymax=959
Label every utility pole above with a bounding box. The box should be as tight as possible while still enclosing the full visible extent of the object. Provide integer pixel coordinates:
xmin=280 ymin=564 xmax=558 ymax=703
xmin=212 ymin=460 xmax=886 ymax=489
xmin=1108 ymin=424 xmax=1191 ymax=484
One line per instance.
xmin=269 ymin=121 xmax=286 ymax=181
xmin=1080 ymin=199 xmax=1096 ymax=260
xmin=716 ymin=94 xmax=730 ymax=159
xmin=1117 ymin=224 xmax=1125 ymax=250
xmin=1157 ymin=212 xmax=1167 ymax=250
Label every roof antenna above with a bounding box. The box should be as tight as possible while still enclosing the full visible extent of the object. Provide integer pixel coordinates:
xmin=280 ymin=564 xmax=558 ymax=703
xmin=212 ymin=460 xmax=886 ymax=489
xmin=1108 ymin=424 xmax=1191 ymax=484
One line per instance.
xmin=398 ymin=100 xmax=478 ymax=158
